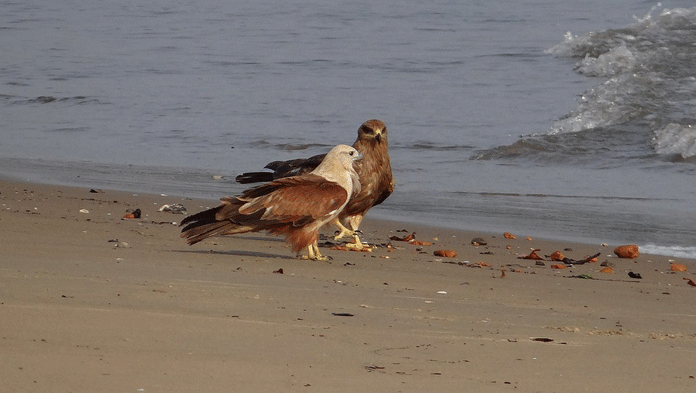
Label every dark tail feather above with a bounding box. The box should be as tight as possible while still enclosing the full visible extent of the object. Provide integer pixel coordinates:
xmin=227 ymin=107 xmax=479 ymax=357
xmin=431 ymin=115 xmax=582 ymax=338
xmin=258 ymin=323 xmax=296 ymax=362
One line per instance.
xmin=235 ymin=172 xmax=274 ymax=184
xmin=181 ymin=221 xmax=234 ymax=245
xmin=180 ymin=206 xmax=231 ymax=245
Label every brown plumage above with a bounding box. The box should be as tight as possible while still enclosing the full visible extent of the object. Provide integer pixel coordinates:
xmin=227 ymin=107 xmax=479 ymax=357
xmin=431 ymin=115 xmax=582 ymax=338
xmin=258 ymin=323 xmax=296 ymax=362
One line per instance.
xmin=181 ymin=145 xmax=363 ymax=260
xmin=235 ymin=119 xmax=394 ymax=249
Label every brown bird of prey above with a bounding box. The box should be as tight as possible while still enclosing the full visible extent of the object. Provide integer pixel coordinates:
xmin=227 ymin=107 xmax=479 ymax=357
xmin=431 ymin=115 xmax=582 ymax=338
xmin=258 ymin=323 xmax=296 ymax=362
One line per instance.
xmin=181 ymin=145 xmax=362 ymax=260
xmin=235 ymin=119 xmax=394 ymax=250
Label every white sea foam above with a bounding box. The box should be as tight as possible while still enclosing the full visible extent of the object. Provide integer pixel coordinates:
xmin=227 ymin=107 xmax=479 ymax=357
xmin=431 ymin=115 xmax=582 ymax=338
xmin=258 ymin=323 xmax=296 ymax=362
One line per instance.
xmin=545 ymin=3 xmax=696 ymax=165
xmin=575 ymin=44 xmax=635 ymax=77
xmin=653 ymin=123 xmax=696 ymax=159
xmin=641 ymin=244 xmax=696 ymax=259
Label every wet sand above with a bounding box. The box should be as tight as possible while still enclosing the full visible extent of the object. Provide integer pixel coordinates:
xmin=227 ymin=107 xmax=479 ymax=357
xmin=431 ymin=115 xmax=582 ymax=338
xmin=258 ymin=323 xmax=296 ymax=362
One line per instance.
xmin=1 ymin=178 xmax=695 ymax=392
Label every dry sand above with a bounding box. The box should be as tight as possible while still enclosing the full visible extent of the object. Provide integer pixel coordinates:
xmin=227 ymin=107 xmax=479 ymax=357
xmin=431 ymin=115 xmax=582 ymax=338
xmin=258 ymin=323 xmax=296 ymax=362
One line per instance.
xmin=1 ymin=178 xmax=695 ymax=392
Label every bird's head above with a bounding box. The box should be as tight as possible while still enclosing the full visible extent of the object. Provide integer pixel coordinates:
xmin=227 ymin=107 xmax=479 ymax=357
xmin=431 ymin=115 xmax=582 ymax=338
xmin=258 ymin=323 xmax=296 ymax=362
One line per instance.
xmin=313 ymin=144 xmax=363 ymax=194
xmin=358 ymin=119 xmax=387 ymax=144
xmin=320 ymin=144 xmax=363 ymax=172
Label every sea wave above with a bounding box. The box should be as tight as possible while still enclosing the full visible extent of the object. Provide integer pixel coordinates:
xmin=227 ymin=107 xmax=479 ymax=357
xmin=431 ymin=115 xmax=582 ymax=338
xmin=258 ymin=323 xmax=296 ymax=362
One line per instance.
xmin=476 ymin=5 xmax=696 ymax=164
xmin=640 ymin=243 xmax=696 ymax=260
xmin=544 ymin=5 xmax=696 ymax=159
xmin=653 ymin=123 xmax=696 ymax=161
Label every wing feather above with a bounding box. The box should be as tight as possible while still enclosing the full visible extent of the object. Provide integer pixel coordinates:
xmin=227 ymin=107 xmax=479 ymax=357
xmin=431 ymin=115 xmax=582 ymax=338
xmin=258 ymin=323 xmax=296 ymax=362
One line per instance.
xmin=234 ymin=174 xmax=348 ymax=226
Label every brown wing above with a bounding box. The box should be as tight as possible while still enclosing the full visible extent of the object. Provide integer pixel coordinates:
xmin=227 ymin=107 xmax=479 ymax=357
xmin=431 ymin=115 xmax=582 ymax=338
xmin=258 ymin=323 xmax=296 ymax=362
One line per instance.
xmin=231 ymin=174 xmax=348 ymax=225
xmin=181 ymin=174 xmax=348 ymax=250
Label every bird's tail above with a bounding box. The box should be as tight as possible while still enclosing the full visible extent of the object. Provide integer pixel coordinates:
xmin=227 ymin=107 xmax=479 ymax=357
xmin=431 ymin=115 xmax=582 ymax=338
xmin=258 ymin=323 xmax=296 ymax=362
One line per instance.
xmin=180 ymin=206 xmax=248 ymax=245
xmin=235 ymin=172 xmax=274 ymax=184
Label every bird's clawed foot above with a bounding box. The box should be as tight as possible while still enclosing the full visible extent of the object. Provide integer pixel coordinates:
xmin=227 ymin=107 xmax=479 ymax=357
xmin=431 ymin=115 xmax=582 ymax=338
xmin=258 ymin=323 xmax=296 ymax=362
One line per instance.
xmin=300 ymin=242 xmax=332 ymax=261
xmin=342 ymin=233 xmax=374 ymax=252
xmin=332 ymin=220 xmax=373 ymax=252
xmin=333 ymin=223 xmax=354 ymax=241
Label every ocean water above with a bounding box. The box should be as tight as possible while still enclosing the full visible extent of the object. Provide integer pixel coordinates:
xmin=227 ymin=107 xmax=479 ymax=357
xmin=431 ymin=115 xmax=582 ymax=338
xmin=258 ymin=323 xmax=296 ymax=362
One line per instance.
xmin=1 ymin=0 xmax=695 ymax=258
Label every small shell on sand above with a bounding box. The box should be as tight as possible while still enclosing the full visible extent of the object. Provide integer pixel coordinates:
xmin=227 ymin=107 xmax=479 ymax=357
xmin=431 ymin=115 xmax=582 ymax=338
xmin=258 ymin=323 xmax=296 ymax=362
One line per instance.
xmin=670 ymin=263 xmax=687 ymax=272
xmin=519 ymin=249 xmax=542 ymax=260
xmin=434 ymin=250 xmax=457 ymax=258
xmin=549 ymin=251 xmax=565 ymax=261
xmin=471 ymin=237 xmax=487 ymax=246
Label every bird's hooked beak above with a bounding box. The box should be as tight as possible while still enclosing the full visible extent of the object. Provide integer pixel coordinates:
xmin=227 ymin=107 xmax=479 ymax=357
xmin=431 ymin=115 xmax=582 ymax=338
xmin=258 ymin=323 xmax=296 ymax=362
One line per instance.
xmin=374 ymin=132 xmax=382 ymax=143
xmin=355 ymin=151 xmax=364 ymax=160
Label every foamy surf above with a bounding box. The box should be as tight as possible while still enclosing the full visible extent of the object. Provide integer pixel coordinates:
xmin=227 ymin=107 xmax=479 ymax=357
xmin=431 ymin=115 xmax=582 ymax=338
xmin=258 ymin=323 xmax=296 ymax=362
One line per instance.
xmin=653 ymin=123 xmax=696 ymax=160
xmin=640 ymin=244 xmax=696 ymax=260
xmin=545 ymin=4 xmax=696 ymax=160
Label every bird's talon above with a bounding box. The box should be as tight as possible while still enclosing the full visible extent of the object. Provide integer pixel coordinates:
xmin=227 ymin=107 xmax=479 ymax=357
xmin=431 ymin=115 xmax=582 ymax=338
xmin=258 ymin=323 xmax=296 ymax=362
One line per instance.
xmin=343 ymin=243 xmax=374 ymax=252
xmin=333 ymin=228 xmax=353 ymax=241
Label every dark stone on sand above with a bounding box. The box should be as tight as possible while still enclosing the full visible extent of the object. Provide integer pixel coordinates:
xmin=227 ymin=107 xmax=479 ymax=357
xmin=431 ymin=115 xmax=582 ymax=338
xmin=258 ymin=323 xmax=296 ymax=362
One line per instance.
xmin=471 ymin=237 xmax=487 ymax=246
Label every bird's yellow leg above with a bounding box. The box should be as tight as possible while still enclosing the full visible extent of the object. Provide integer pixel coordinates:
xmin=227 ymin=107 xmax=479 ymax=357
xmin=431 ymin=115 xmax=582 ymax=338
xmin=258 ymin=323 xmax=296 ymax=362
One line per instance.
xmin=332 ymin=218 xmax=354 ymax=240
xmin=302 ymin=241 xmax=328 ymax=261
xmin=343 ymin=233 xmax=373 ymax=251
xmin=312 ymin=242 xmax=329 ymax=260
xmin=333 ymin=217 xmax=372 ymax=251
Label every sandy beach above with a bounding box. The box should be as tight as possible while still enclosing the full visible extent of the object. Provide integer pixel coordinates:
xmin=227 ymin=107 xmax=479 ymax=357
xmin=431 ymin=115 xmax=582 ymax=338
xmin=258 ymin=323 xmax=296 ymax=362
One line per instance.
xmin=1 ymin=178 xmax=695 ymax=392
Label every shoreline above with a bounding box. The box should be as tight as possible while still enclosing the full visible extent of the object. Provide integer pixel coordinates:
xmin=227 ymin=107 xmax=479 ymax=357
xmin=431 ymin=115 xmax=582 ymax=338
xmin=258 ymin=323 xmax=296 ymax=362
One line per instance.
xmin=2 ymin=173 xmax=692 ymax=261
xmin=2 ymin=178 xmax=696 ymax=392
xmin=2 ymin=158 xmax=694 ymax=259
xmin=1 ymin=175 xmax=695 ymax=266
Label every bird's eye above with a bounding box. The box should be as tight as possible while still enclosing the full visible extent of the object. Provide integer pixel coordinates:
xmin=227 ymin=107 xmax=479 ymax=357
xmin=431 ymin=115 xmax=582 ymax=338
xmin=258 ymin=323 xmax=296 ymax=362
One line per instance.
xmin=349 ymin=151 xmax=354 ymax=156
